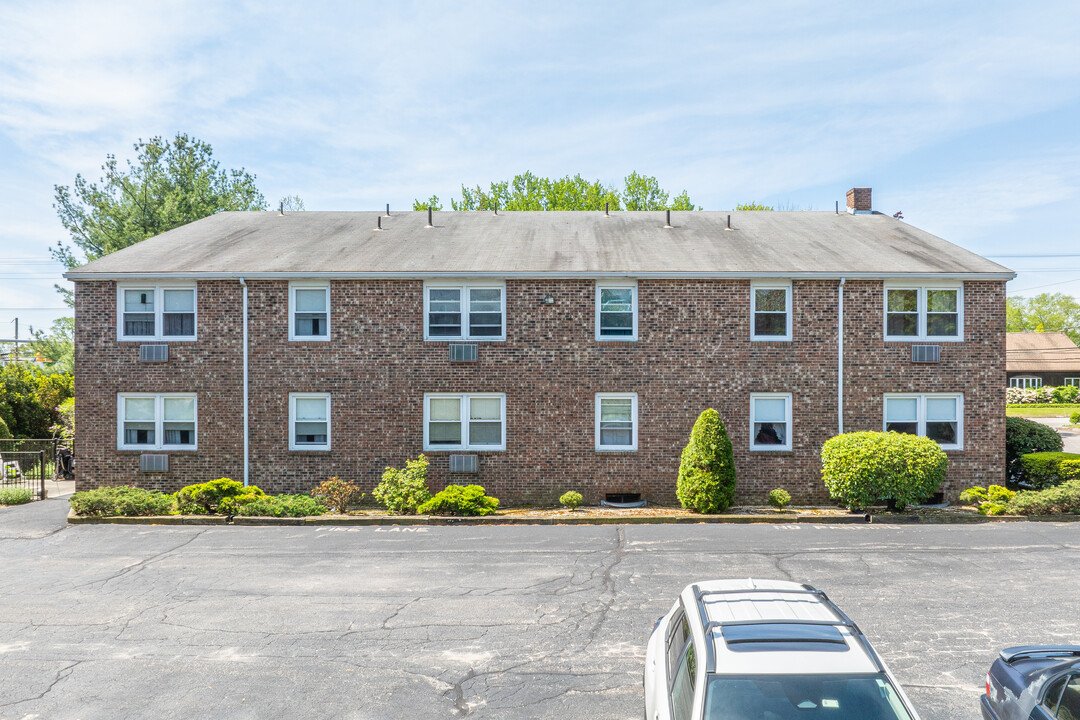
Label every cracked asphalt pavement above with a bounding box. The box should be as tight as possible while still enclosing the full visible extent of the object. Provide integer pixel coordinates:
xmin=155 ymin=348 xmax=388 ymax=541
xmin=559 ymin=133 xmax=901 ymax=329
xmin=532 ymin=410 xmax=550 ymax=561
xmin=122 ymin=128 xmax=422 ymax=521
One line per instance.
xmin=1 ymin=498 xmax=1079 ymax=719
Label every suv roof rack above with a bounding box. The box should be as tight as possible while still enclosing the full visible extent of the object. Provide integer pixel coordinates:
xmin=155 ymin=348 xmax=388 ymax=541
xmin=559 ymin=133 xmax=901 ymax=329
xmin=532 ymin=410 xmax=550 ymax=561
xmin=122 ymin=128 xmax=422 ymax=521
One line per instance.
xmin=689 ymin=583 xmax=885 ymax=674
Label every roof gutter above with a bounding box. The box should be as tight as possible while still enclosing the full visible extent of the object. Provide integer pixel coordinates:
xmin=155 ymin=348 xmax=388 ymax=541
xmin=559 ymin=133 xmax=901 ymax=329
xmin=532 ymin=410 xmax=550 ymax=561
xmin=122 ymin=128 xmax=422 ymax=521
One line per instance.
xmin=64 ymin=270 xmax=1018 ymax=281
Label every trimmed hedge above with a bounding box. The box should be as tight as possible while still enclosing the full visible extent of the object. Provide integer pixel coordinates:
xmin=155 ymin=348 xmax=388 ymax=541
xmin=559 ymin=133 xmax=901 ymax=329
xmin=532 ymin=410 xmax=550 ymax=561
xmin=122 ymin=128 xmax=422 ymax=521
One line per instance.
xmin=1006 ymin=417 xmax=1063 ymax=480
xmin=1016 ymin=452 xmax=1080 ymax=490
xmin=417 ymin=484 xmax=499 ymax=516
xmin=1008 ymin=479 xmax=1080 ymax=515
xmin=175 ymin=478 xmax=264 ymax=515
xmin=677 ymin=409 xmax=736 ymax=514
xmin=236 ymin=494 xmax=328 ymax=517
xmin=69 ymin=486 xmax=176 ymax=517
xmin=821 ymin=431 xmax=947 ymax=510
xmin=0 ymin=487 xmax=33 ymax=505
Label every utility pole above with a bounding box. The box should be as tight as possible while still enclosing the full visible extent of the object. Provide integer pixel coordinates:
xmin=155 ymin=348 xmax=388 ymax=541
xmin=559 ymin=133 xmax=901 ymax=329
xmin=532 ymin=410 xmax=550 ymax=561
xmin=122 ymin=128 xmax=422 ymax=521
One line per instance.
xmin=2 ymin=318 xmax=20 ymax=365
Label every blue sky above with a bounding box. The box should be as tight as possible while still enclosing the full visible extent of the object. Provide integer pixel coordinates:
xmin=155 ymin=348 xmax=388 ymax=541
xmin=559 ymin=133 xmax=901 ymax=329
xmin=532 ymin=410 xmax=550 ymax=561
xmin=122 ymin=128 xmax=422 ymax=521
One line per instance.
xmin=2 ymin=0 xmax=1079 ymax=336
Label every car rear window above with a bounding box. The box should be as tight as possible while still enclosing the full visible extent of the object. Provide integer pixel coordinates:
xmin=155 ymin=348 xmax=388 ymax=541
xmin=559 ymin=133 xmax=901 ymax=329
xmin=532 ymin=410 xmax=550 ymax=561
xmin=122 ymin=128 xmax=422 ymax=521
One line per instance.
xmin=703 ymin=673 xmax=914 ymax=719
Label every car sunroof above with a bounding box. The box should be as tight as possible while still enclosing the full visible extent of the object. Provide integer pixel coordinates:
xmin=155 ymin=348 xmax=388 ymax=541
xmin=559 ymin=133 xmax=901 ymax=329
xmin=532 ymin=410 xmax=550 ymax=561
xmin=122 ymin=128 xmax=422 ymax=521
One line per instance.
xmin=721 ymin=623 xmax=847 ymax=647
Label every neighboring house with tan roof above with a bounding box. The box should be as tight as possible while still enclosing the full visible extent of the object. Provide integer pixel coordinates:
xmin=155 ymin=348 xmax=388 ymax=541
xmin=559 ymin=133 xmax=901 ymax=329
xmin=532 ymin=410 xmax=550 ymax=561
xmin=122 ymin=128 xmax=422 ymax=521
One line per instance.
xmin=1006 ymin=332 xmax=1080 ymax=388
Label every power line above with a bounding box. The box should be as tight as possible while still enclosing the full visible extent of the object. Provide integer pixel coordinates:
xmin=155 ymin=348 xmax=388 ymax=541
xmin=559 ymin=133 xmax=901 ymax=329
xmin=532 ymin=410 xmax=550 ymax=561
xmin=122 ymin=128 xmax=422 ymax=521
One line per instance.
xmin=987 ymin=253 xmax=1080 ymax=258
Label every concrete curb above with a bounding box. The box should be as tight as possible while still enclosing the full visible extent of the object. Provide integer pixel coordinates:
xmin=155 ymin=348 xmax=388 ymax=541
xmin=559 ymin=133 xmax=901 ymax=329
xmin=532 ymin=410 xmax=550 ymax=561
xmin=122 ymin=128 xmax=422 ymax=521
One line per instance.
xmin=65 ymin=508 xmax=1080 ymax=526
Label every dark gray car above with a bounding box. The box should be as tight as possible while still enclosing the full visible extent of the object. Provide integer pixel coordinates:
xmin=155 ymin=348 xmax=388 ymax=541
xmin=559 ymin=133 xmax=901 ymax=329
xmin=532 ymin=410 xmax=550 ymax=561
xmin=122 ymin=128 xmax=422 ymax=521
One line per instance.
xmin=981 ymin=646 xmax=1080 ymax=720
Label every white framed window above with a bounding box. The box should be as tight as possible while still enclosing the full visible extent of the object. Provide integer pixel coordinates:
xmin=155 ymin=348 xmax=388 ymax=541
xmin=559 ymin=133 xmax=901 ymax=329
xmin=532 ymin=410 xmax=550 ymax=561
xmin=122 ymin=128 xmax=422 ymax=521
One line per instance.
xmin=289 ymin=393 xmax=331 ymax=450
xmin=289 ymin=283 xmax=330 ymax=341
xmin=1066 ymin=378 xmax=1080 ymax=387
xmin=750 ymin=281 xmax=792 ymax=341
xmin=1009 ymin=376 xmax=1043 ymax=389
xmin=423 ymin=283 xmax=505 ymax=341
xmin=595 ymin=393 xmax=638 ymax=451
xmin=750 ymin=393 xmax=792 ymax=451
xmin=117 ymin=393 xmax=197 ymax=450
xmin=596 ymin=281 xmax=637 ymax=341
xmin=884 ymin=393 xmax=963 ymax=450
xmin=117 ymin=285 xmax=197 ymax=341
xmin=423 ymin=393 xmax=506 ymax=451
xmin=883 ymin=284 xmax=963 ymax=341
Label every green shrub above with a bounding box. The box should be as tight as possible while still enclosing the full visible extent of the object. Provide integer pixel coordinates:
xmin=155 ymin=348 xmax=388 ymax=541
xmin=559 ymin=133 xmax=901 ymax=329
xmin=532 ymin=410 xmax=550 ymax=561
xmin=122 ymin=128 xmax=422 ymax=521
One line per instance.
xmin=1008 ymin=479 xmax=1080 ymax=515
xmin=1016 ymin=452 xmax=1080 ymax=490
xmin=236 ymin=494 xmax=329 ymax=517
xmin=175 ymin=478 xmax=264 ymax=515
xmin=1006 ymin=417 xmax=1063 ymax=480
xmin=979 ymin=502 xmax=1008 ymax=516
xmin=374 ymin=455 xmax=432 ymax=515
xmin=0 ymin=487 xmax=33 ymax=505
xmin=0 ymin=416 xmax=11 ymax=439
xmin=767 ymin=488 xmax=791 ymax=509
xmin=1052 ymin=385 xmax=1080 ymax=404
xmin=559 ymin=491 xmax=583 ymax=510
xmin=311 ymin=476 xmax=363 ymax=513
xmin=959 ymin=486 xmax=988 ymax=504
xmin=418 ymin=484 xmax=499 ymax=516
xmin=987 ymin=485 xmax=1016 ymax=502
xmin=821 ymin=431 xmax=947 ymax=511
xmin=69 ymin=486 xmax=176 ymax=517
xmin=0 ymin=364 xmax=73 ymax=438
xmin=676 ymin=409 xmax=736 ymax=514
xmin=1070 ymin=411 xmax=1080 ymax=425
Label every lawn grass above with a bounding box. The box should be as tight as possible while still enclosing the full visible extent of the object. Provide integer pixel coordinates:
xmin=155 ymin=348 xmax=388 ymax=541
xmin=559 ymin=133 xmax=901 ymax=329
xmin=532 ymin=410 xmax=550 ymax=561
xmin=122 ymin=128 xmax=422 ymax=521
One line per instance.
xmin=1007 ymin=404 xmax=1080 ymax=418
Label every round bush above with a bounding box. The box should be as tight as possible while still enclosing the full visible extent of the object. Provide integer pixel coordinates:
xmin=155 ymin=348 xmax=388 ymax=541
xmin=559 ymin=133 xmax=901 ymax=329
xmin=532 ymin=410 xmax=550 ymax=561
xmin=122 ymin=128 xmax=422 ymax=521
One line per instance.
xmin=1006 ymin=417 xmax=1063 ymax=480
xmin=677 ymin=409 xmax=736 ymax=514
xmin=821 ymin=431 xmax=947 ymax=510
xmin=767 ymin=488 xmax=791 ymax=509
xmin=559 ymin=491 xmax=583 ymax=510
xmin=1071 ymin=411 xmax=1080 ymax=425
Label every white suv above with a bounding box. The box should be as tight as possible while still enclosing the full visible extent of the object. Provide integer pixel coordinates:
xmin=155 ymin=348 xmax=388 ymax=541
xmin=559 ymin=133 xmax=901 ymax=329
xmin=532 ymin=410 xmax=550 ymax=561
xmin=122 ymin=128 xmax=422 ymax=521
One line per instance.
xmin=644 ymin=579 xmax=922 ymax=720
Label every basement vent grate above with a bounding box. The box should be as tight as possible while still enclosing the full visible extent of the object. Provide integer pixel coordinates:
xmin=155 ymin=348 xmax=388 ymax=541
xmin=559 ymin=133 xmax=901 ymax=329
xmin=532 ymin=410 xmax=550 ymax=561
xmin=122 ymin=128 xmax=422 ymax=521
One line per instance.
xmin=139 ymin=454 xmax=169 ymax=472
xmin=139 ymin=344 xmax=169 ymax=363
xmin=449 ymin=343 xmax=478 ymax=363
xmin=911 ymin=345 xmax=941 ymax=363
xmin=449 ymin=454 xmax=479 ymax=474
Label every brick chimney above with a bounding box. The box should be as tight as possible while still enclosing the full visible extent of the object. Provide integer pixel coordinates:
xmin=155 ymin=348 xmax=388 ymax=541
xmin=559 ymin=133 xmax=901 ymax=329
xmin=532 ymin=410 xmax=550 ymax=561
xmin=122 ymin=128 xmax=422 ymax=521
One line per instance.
xmin=846 ymin=187 xmax=872 ymax=214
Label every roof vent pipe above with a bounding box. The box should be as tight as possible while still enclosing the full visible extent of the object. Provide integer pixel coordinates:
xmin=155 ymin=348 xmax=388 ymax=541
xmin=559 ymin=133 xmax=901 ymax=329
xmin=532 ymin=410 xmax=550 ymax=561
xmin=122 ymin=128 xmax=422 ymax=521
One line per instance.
xmin=376 ymin=216 xmax=382 ymax=231
xmin=726 ymin=214 xmax=732 ymax=231
xmin=604 ymin=202 xmax=610 ymax=218
xmin=426 ymin=206 xmax=434 ymax=229
xmin=385 ymin=203 xmax=390 ymax=217
xmin=835 ymin=200 xmax=839 ymax=215
xmin=278 ymin=200 xmax=284 ymax=216
xmin=664 ymin=209 xmax=673 ymax=229
xmin=493 ymin=201 xmax=498 ymax=216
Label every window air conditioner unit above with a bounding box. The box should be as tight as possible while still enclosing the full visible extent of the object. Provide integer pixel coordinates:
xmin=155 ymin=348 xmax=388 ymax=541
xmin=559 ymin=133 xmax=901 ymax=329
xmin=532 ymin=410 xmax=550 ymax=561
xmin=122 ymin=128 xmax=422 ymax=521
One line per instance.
xmin=911 ymin=345 xmax=941 ymax=363
xmin=449 ymin=454 xmax=479 ymax=474
xmin=139 ymin=344 xmax=169 ymax=363
xmin=449 ymin=343 xmax=478 ymax=363
xmin=140 ymin=454 xmax=169 ymax=472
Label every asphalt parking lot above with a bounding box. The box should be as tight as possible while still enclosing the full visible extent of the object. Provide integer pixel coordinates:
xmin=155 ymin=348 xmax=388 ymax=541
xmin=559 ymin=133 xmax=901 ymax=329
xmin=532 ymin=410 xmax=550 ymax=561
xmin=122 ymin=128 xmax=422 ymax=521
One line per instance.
xmin=1 ymin=499 xmax=1078 ymax=719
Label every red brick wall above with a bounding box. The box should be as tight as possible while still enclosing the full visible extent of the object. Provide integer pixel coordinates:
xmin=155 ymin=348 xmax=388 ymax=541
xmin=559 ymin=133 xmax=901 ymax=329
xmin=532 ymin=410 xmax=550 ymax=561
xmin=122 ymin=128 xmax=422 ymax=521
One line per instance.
xmin=75 ymin=278 xmax=1006 ymax=504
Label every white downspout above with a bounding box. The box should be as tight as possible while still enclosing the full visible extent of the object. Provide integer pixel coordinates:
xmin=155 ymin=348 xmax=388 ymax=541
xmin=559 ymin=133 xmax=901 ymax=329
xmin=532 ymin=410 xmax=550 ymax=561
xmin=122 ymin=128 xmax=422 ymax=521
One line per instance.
xmin=838 ymin=277 xmax=846 ymax=435
xmin=240 ymin=278 xmax=249 ymax=486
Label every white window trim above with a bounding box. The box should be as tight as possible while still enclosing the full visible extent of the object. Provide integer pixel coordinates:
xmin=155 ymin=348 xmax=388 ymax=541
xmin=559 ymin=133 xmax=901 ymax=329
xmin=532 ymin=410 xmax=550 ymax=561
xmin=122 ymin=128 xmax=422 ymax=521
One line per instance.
xmin=882 ymin=393 xmax=964 ymax=451
xmin=422 ymin=393 xmax=507 ymax=451
xmin=1009 ymin=376 xmax=1043 ymax=389
xmin=423 ymin=281 xmax=507 ymax=341
xmin=1065 ymin=377 xmax=1080 ymax=387
xmin=883 ymin=282 xmax=964 ymax=342
xmin=749 ymin=392 xmax=793 ymax=451
xmin=594 ymin=393 xmax=638 ymax=452
xmin=595 ymin=280 xmax=638 ymax=341
xmin=750 ymin=280 xmax=793 ymax=342
xmin=288 ymin=282 xmax=331 ymax=342
xmin=289 ymin=392 xmax=331 ymax=451
xmin=116 ymin=284 xmax=198 ymax=341
xmin=116 ymin=393 xmax=198 ymax=451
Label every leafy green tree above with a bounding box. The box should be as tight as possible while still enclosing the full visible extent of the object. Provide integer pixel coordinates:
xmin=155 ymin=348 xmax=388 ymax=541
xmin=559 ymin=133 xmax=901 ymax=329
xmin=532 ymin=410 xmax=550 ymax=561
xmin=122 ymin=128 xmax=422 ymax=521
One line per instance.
xmin=278 ymin=194 xmax=306 ymax=211
xmin=0 ymin=365 xmax=73 ymax=438
xmin=736 ymin=202 xmax=773 ymax=211
xmin=414 ymin=172 xmax=697 ymax=212
xmin=1007 ymin=293 xmax=1080 ymax=344
xmin=29 ymin=317 xmax=74 ymax=374
xmin=676 ymin=409 xmax=737 ymax=513
xmin=52 ymin=133 xmax=267 ymax=275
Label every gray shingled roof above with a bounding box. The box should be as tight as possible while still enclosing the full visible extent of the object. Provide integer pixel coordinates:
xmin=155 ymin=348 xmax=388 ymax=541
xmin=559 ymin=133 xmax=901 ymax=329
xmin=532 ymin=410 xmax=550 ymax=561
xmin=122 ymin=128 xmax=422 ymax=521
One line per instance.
xmin=65 ymin=210 xmax=1014 ymax=278
xmin=1006 ymin=332 xmax=1080 ymax=372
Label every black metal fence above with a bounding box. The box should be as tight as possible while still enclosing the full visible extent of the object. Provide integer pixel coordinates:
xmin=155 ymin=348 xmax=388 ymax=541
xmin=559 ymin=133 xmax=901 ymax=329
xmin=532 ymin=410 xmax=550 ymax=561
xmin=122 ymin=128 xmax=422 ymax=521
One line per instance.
xmin=0 ymin=439 xmax=73 ymax=480
xmin=1 ymin=450 xmax=46 ymax=500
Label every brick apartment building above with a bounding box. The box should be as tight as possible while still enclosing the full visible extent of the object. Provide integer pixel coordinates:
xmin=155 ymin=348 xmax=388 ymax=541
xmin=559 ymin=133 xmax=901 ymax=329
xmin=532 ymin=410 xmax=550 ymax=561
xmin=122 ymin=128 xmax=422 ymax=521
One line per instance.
xmin=67 ymin=188 xmax=1015 ymax=504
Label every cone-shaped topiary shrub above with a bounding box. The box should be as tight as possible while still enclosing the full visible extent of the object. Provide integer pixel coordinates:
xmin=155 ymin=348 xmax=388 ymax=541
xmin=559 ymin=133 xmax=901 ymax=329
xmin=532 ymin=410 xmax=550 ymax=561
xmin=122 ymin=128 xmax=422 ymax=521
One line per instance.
xmin=677 ymin=409 xmax=736 ymax=513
